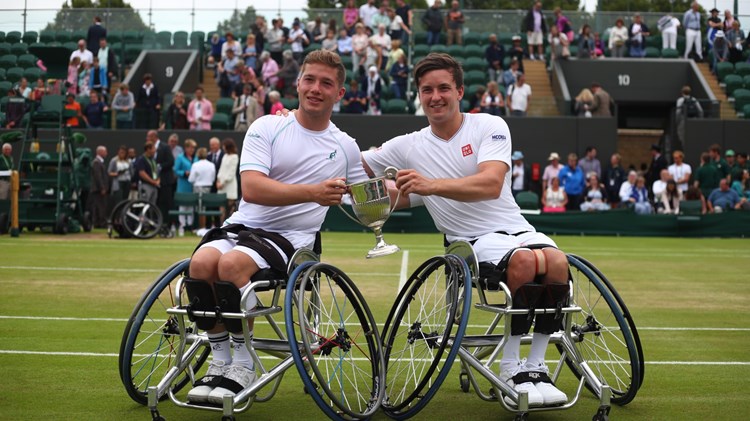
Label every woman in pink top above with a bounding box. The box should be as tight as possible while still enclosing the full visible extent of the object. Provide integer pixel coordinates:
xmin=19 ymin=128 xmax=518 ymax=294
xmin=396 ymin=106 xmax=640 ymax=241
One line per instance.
xmin=268 ymin=90 xmax=283 ymax=115
xmin=343 ymin=0 xmax=359 ymax=34
xmin=260 ymin=51 xmax=279 ymax=89
xmin=67 ymin=57 xmax=80 ymax=95
xmin=351 ymin=23 xmax=370 ymax=72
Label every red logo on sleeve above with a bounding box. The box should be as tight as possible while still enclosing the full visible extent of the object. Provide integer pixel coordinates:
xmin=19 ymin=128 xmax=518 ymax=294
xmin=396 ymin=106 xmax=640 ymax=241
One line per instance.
xmin=461 ymin=144 xmax=473 ymax=157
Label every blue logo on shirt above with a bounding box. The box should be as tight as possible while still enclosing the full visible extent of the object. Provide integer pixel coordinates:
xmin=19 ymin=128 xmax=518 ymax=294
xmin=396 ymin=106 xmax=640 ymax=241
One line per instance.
xmin=491 ymin=134 xmax=506 ymax=140
xmin=328 ymin=149 xmax=337 ymax=160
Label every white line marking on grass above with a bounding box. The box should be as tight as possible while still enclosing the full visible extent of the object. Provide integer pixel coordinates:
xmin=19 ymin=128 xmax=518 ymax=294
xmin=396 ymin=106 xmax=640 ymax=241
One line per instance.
xmin=0 ymin=315 xmax=129 ymax=322
xmin=0 ymin=266 xmax=163 ymax=273
xmin=398 ymin=250 xmax=409 ymax=291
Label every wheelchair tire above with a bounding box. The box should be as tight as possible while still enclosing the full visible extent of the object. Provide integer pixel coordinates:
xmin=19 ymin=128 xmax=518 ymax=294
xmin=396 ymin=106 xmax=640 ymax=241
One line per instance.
xmin=558 ymin=256 xmax=642 ymax=406
xmin=121 ymin=200 xmax=163 ymax=239
xmin=568 ymin=254 xmax=645 ymax=389
xmin=285 ymin=262 xmax=386 ymax=420
xmin=119 ymin=258 xmax=210 ymax=405
xmin=380 ymin=255 xmax=472 ymax=420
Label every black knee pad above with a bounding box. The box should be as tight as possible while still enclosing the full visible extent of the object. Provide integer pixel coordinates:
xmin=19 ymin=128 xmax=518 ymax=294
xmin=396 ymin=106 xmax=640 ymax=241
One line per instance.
xmin=510 ymin=283 xmax=545 ymax=336
xmin=534 ymin=283 xmax=570 ymax=335
xmin=214 ymin=281 xmax=243 ymax=333
xmin=184 ymin=278 xmax=217 ymax=331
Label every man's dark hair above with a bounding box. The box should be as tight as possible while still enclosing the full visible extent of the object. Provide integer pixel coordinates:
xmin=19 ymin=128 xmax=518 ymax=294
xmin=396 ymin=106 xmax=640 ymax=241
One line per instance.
xmin=300 ymin=50 xmax=346 ymax=88
xmin=414 ymin=53 xmax=464 ymax=89
xmin=94 ymin=16 xmax=102 ymax=23
xmin=585 ymin=146 xmax=596 ymax=154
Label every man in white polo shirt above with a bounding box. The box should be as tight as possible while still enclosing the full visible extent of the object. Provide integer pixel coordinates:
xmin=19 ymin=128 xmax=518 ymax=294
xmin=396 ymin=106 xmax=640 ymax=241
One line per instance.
xmin=70 ymin=39 xmax=94 ymax=65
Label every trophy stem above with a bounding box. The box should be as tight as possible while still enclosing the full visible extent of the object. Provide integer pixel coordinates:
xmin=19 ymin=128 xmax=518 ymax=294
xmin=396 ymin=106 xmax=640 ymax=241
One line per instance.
xmin=367 ymin=226 xmax=400 ymax=259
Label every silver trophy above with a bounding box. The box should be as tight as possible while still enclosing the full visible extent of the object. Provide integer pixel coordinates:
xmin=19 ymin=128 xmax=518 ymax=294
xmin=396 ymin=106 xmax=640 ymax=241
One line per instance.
xmin=339 ymin=167 xmax=401 ymax=259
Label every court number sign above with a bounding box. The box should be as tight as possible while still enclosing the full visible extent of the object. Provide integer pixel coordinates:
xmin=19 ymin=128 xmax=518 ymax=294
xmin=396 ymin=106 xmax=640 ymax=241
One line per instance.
xmin=618 ymin=74 xmax=631 ymax=86
xmin=165 ymin=66 xmax=174 ymax=78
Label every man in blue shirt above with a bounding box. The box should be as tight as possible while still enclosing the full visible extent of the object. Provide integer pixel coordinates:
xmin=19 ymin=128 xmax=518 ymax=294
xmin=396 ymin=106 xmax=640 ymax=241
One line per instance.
xmin=708 ymin=179 xmax=745 ymax=212
xmin=683 ymin=2 xmax=704 ymax=60
xmin=557 ymin=153 xmax=585 ymax=210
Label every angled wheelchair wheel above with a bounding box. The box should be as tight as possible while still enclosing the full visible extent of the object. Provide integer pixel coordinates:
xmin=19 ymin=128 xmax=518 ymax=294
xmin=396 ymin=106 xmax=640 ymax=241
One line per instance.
xmin=380 ymin=255 xmax=472 ymax=420
xmin=559 ymin=256 xmax=642 ymax=406
xmin=285 ymin=262 xmax=385 ymax=420
xmin=121 ymin=200 xmax=163 ymax=239
xmin=119 ymin=258 xmax=210 ymax=405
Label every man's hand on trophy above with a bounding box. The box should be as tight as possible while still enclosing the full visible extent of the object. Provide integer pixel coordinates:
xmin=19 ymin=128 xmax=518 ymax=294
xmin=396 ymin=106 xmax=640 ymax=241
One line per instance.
xmin=395 ymin=169 xmax=435 ymax=196
xmin=313 ymin=177 xmax=348 ymax=206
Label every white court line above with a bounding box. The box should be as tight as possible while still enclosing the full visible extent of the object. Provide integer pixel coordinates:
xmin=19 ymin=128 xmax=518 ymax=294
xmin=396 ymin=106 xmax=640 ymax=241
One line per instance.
xmin=398 ymin=250 xmax=409 ymax=291
xmin=1 ymin=350 xmax=750 ymax=366
xmin=0 ymin=266 xmax=398 ymax=278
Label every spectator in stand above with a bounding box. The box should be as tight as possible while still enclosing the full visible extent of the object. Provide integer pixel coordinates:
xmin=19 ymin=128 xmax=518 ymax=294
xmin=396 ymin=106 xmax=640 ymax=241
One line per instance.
xmin=16 ymin=77 xmax=31 ymax=99
xmin=187 ymin=86 xmax=214 ymax=131
xmin=422 ymin=0 xmax=444 ymax=46
xmin=277 ymin=50 xmax=301 ymax=97
xmin=386 ymin=39 xmax=405 ymax=75
xmin=352 ymin=23 xmax=370 ymax=74
xmin=163 ymin=91 xmax=189 ymax=130
xmin=542 ymin=152 xmax=562 ymax=190
xmin=711 ymin=30 xmax=729 ymax=73
xmin=731 ymin=152 xmax=748 ymax=183
xmin=243 ymin=34 xmax=258 ymax=71
xmin=87 ymin=16 xmax=106 ymax=55
xmin=605 ymin=153 xmax=627 ymax=207
xmin=322 ymin=29 xmax=338 ymax=52
xmin=707 ymin=178 xmax=745 ymax=212
xmin=362 ymin=65 xmax=383 ymax=115
xmin=502 ymin=57 xmax=521 ymax=90
xmin=684 ymin=185 xmax=708 ymax=214
xmin=577 ymin=24 xmax=595 ymax=59
xmin=590 ymin=82 xmax=612 ymax=117
xmin=558 ymin=153 xmax=585 ymax=210
xmin=372 ymin=3 xmax=392 ymax=31
xmin=112 ymin=83 xmax=134 ymax=129
xmin=592 ymin=32 xmax=605 ymax=58
xmin=134 ymin=141 xmax=159 ymax=204
xmin=0 ymin=143 xmax=12 ymax=200
xmin=683 ymin=2 xmax=704 ymax=60
xmin=209 ymin=33 xmax=224 ymax=66
xmin=446 ymin=1 xmax=465 ymax=46
xmin=207 ymin=137 xmax=224 ymax=181
xmin=67 ymin=56 xmax=80 ymax=95
xmin=174 ymin=138 xmax=197 ymax=236
xmin=82 ymin=90 xmax=108 ymax=129
xmin=725 ymin=149 xmax=737 ymax=178
xmin=485 ymin=34 xmax=505 ymax=84
xmin=371 ymin=23 xmax=392 ymax=70
xmin=553 ymin=7 xmax=574 ymax=42
xmin=260 ymin=51 xmax=280 ymax=89
xmin=707 ymin=8 xmax=722 ymax=48
xmin=726 ymin=21 xmax=746 ymax=64
xmin=89 ymin=57 xmax=107 ymax=101
xmin=288 ymin=20 xmax=309 ymax=64
xmin=658 ymin=13 xmax=681 ymax=51
xmin=387 ymin=8 xmax=409 ymax=42
xmin=168 ymin=133 xmax=183 ymax=160
xmin=395 ymin=0 xmax=413 ymax=44
xmin=108 ymin=145 xmax=132 ymax=207
xmin=96 ymin=38 xmax=117 ymax=94
xmin=342 ymin=0 xmax=359 ymax=35
xmin=232 ymin=83 xmax=258 ymax=132
xmin=267 ymin=90 xmax=284 ymax=115
xmin=216 ymin=138 xmax=239 ymax=223
xmin=542 ymin=176 xmax=567 ymax=213
xmin=731 ymin=170 xmax=750 ymax=205
xmin=30 ymin=77 xmax=46 ymax=107
xmin=221 ymin=32 xmax=242 ymax=60
xmin=389 ymin=52 xmax=409 ymax=99
xmin=507 ymin=73 xmax=531 ymax=117
xmin=337 ymin=28 xmax=353 ymax=57
xmin=709 ymin=143 xmax=731 ymax=180
xmin=89 ymin=145 xmax=109 ymax=228
xmin=579 ymin=146 xmax=601 ymax=180
xmin=467 ymin=85 xmax=485 ymax=113
xmin=308 ymin=16 xmax=327 ymax=43
xmin=251 ymin=16 xmax=267 ymax=57
xmin=609 ymin=18 xmax=629 ymax=57
xmin=4 ymin=89 xmax=25 ymax=129
xmin=668 ymin=150 xmax=692 ymax=194
xmin=189 ymin=147 xmax=217 ymax=229
xmin=524 ymin=1 xmax=547 ymax=60
xmin=580 ymin=174 xmax=609 ymax=212
xmin=342 ymin=79 xmax=367 ymax=114
xmin=723 ymin=9 xmax=735 ymax=31
xmin=652 ymin=169 xmax=672 ymax=206
xmin=78 ymin=61 xmax=91 ymax=97
xmin=265 ymin=19 xmax=285 ymax=65
xmin=135 ymin=73 xmax=160 ymax=129
xmin=548 ymin=26 xmax=570 ymax=65
xmin=64 ymin=93 xmax=83 ymax=127
xmin=628 ymin=13 xmax=650 ymax=58
xmin=480 ymin=81 xmax=505 ymax=116
xmin=630 ymin=176 xmax=653 ymax=214
xmin=510 ymin=151 xmax=531 ymax=197
xmin=619 ymin=170 xmax=638 ymax=205
xmin=659 ymin=180 xmax=682 ymax=214
xmin=574 ymin=88 xmax=594 ymax=117
xmin=218 ymin=48 xmax=241 ymax=98
xmin=646 ymin=144 xmax=668 ymax=187
xmin=359 ymin=0 xmax=378 ymax=29
xmin=70 ymin=39 xmax=94 ymax=65
xmin=508 ymin=36 xmax=526 ymax=73
xmin=694 ymin=152 xmax=723 ymax=198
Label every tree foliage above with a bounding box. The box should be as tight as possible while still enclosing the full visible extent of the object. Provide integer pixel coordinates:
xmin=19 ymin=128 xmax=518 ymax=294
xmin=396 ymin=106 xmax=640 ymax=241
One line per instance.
xmin=216 ymin=7 xmax=258 ymax=34
xmin=464 ymin=0 xmax=580 ymax=10
xmin=597 ymin=0 xmax=695 ymax=13
xmin=44 ymin=0 xmax=149 ymax=32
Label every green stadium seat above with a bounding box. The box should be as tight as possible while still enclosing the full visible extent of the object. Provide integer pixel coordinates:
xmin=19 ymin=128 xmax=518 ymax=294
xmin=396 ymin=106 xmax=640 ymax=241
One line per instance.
xmin=17 ymin=54 xmax=36 ymax=68
xmin=124 ymin=44 xmax=143 ymax=64
xmin=724 ymin=74 xmax=744 ymax=96
xmin=463 ymin=44 xmax=485 ymax=58
xmin=743 ymin=75 xmax=750 ymax=89
xmin=5 ymin=31 xmax=21 ymax=44
xmin=465 ymin=83 xmax=485 ymax=99
xmin=210 ymin=112 xmax=231 ymax=130
xmin=41 ymin=94 xmax=65 ymax=113
xmin=304 ymin=43 xmax=321 ymax=54
xmin=460 ymin=99 xmax=470 ymax=112
xmin=23 ymin=31 xmax=38 ymax=44
xmin=516 ymin=191 xmax=540 ymax=210
xmin=345 ymin=69 xmax=356 ymax=83
xmin=0 ymin=81 xmax=12 ymax=97
xmin=733 ymin=89 xmax=750 ymax=111
xmin=463 ymin=32 xmax=482 ymax=46
xmin=679 ymin=200 xmax=702 ymax=216
xmin=661 ymin=48 xmax=679 ymax=58
xmin=173 ymin=31 xmax=189 ymax=49
xmin=71 ymin=30 xmax=86 ymax=42
xmin=29 ymin=42 xmax=46 ymax=50
xmin=156 ymin=31 xmax=172 ymax=48
xmin=123 ymin=30 xmax=140 ymax=44
xmin=76 ymin=94 xmax=90 ymax=109
xmin=676 ymin=35 xmax=686 ymax=53
xmin=412 ymin=44 xmax=430 ymax=57
xmin=63 ymin=42 xmax=77 ymax=52
xmin=10 ymin=43 xmax=28 ymax=55
xmin=412 ymin=55 xmax=425 ymax=65
xmin=464 ymin=70 xmax=486 ymax=86
xmin=55 ymin=31 xmax=71 ymax=43
xmin=734 ymin=62 xmax=750 ymax=77
xmin=413 ymin=32 xmax=427 ymax=44
xmin=23 ymin=67 xmax=42 ymax=82
xmin=446 ymin=45 xmax=465 ymax=58
xmin=646 ymin=34 xmax=661 ymax=49
xmin=0 ymin=68 xmax=5 ymax=81
xmin=715 ymin=62 xmax=734 ymax=82
xmin=383 ymin=98 xmax=409 ymax=114
xmin=107 ymin=30 xmax=122 ymax=44
xmin=215 ymin=97 xmax=234 ymax=115
xmin=190 ymin=31 xmax=206 ymax=50
xmin=0 ymin=54 xmax=14 ymax=69
xmin=0 ymin=96 xmax=8 ymax=112
xmin=463 ymin=57 xmax=485 ymax=72
xmin=340 ymin=54 xmax=352 ymax=69
xmin=430 ymin=44 xmax=447 ymax=53
xmin=5 ymin=67 xmax=23 ymax=83
xmin=381 ymin=85 xmax=394 ymax=100
xmin=644 ymin=47 xmax=660 ymax=58
xmin=378 ymin=98 xmax=388 ymax=112
xmin=280 ymin=97 xmax=299 ymax=110
xmin=0 ymin=42 xmax=9 ymax=56
xmin=743 ymin=104 xmax=750 ymax=118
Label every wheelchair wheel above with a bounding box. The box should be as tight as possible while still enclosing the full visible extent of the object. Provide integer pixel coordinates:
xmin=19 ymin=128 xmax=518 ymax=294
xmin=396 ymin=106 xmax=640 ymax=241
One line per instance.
xmin=380 ymin=255 xmax=472 ymax=419
xmin=119 ymin=258 xmax=210 ymax=405
xmin=121 ymin=200 xmax=163 ymax=239
xmin=285 ymin=262 xmax=385 ymax=420
xmin=559 ymin=256 xmax=642 ymax=406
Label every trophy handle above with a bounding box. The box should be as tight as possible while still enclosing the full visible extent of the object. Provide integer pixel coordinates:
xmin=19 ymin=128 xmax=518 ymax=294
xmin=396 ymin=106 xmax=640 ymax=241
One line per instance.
xmin=337 ymin=204 xmax=365 ymax=226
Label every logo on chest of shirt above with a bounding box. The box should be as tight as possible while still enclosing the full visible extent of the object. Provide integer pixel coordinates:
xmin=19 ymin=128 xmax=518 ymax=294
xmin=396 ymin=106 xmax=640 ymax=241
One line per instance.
xmin=461 ymin=144 xmax=473 ymax=157
xmin=327 ymin=149 xmax=337 ymax=161
xmin=247 ymin=132 xmax=261 ymax=139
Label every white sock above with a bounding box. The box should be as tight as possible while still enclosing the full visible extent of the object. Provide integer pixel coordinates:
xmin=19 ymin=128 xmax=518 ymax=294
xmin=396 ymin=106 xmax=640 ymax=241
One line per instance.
xmin=526 ymin=332 xmax=551 ymax=368
xmin=207 ymin=332 xmax=232 ymax=364
xmin=500 ymin=335 xmax=523 ymax=373
xmin=231 ymin=331 xmax=254 ymax=370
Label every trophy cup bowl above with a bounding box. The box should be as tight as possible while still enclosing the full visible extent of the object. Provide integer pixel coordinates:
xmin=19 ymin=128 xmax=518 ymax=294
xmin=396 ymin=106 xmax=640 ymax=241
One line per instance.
xmin=340 ymin=174 xmax=400 ymax=258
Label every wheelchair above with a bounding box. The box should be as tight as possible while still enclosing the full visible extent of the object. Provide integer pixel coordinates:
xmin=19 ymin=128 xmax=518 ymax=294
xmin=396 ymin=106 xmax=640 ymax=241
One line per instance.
xmin=118 ymin=244 xmax=386 ymax=420
xmin=380 ymin=241 xmax=643 ymax=420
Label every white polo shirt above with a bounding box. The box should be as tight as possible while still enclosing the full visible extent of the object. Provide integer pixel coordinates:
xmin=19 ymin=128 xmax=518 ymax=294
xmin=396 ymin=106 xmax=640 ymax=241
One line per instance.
xmin=188 ymin=159 xmax=216 ymax=187
xmin=668 ymin=162 xmax=692 ymax=192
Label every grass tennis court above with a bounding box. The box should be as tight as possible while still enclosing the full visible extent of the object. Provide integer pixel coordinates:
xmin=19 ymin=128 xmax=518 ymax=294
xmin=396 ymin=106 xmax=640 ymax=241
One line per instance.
xmin=1 ymin=232 xmax=748 ymax=420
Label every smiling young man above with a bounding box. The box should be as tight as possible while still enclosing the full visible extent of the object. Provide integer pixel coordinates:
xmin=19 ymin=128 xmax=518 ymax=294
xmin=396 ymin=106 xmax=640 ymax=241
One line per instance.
xmin=362 ymin=53 xmax=570 ymax=408
xmin=186 ymin=50 xmax=368 ymax=404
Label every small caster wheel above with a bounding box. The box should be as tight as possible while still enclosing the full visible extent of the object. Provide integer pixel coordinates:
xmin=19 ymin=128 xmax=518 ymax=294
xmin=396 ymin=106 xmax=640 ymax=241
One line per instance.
xmin=221 ymin=416 xmax=236 ymax=421
xmin=459 ymin=373 xmax=469 ymax=393
xmin=592 ymin=407 xmax=610 ymax=421
xmin=150 ymin=408 xmax=165 ymax=421
xmin=514 ymin=413 xmax=528 ymax=421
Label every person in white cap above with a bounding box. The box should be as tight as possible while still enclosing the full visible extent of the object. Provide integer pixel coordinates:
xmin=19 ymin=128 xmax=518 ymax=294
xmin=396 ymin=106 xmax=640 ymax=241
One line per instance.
xmin=511 ymin=151 xmax=530 ymax=197
xmin=712 ymin=30 xmax=729 ymax=73
xmin=362 ymin=65 xmax=383 ymax=115
xmin=542 ymin=152 xmax=561 ymax=190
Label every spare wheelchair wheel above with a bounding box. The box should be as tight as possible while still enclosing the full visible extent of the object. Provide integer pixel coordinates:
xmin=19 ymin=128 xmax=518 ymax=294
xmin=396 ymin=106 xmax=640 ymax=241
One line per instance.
xmin=109 ymin=200 xmax=164 ymax=239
